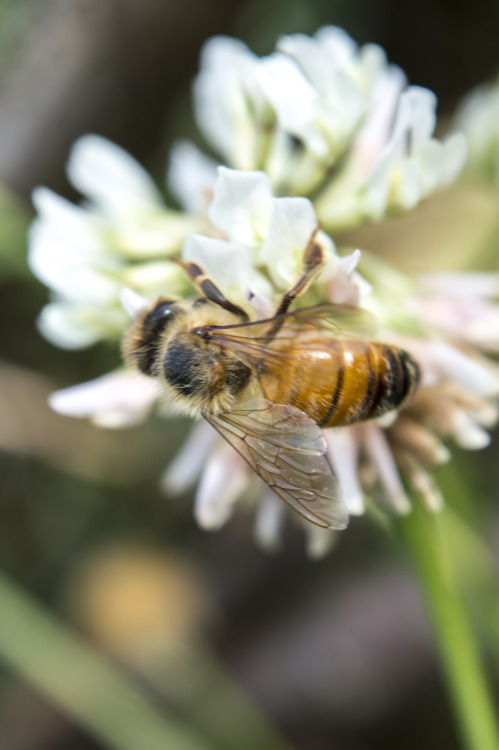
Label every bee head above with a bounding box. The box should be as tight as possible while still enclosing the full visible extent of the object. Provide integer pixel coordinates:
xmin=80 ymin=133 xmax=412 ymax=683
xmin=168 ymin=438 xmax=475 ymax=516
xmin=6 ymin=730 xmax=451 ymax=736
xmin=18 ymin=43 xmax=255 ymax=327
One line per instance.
xmin=122 ymin=293 xmax=253 ymax=416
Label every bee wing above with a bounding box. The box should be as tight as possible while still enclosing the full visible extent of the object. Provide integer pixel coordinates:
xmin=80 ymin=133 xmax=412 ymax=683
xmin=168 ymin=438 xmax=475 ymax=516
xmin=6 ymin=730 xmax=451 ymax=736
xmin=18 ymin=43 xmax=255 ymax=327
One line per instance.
xmin=205 ymin=303 xmax=377 ymax=370
xmin=205 ymin=398 xmax=349 ymax=530
xmin=278 ymin=303 xmax=377 ymax=337
xmin=209 ymin=303 xmax=377 ymax=339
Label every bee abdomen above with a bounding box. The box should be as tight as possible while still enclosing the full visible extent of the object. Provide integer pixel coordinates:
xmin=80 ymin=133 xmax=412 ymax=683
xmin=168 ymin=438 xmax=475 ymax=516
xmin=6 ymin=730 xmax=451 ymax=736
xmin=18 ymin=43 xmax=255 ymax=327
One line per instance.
xmin=364 ymin=344 xmax=420 ymax=421
xmin=320 ymin=342 xmax=420 ymax=428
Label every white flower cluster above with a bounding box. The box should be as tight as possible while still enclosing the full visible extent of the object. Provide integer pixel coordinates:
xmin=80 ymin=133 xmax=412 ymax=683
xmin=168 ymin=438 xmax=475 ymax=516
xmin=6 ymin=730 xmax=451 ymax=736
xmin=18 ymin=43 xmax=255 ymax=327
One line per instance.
xmin=30 ymin=27 xmax=467 ymax=349
xmin=29 ymin=136 xmax=196 ymax=348
xmin=193 ymin=27 xmax=467 ymax=229
xmin=28 ymin=26 xmax=499 ymax=555
xmin=183 ymin=165 xmax=364 ymax=305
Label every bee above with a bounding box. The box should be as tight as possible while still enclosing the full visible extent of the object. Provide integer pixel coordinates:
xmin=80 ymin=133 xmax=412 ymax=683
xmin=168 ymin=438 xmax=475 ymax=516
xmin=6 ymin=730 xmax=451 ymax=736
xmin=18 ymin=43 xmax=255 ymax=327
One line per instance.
xmin=122 ymin=233 xmax=420 ymax=530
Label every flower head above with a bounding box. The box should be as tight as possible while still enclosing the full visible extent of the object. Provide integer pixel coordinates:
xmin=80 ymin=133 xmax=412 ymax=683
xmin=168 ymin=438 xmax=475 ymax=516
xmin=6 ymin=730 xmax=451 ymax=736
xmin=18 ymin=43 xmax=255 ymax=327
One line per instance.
xmin=192 ymin=27 xmax=467 ymax=230
xmin=29 ymin=135 xmax=197 ymax=348
xmin=183 ymin=165 xmax=361 ymax=306
xmin=29 ymin=28 xmax=498 ymax=556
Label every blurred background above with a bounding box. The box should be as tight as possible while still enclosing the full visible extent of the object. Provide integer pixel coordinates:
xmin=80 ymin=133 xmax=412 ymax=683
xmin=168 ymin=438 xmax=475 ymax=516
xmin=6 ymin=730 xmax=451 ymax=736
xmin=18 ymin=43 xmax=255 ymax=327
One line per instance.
xmin=0 ymin=1 xmax=497 ymax=749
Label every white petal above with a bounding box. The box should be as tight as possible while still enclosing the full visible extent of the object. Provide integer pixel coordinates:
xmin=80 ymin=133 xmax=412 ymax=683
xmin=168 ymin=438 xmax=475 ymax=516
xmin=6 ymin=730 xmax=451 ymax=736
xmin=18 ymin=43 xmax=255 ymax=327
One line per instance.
xmin=246 ymin=288 xmax=275 ymax=319
xmin=405 ymin=87 xmax=437 ymax=147
xmin=258 ymin=53 xmax=331 ymax=156
xmin=67 ymin=135 xmax=163 ymax=219
xmin=278 ymin=29 xmax=363 ymax=115
xmin=440 ymin=131 xmax=468 ymax=187
xmin=349 ymin=66 xmax=407 ymax=182
xmin=254 ymin=492 xmax=286 ymax=552
xmin=340 ymin=248 xmax=361 ymax=277
xmin=161 ymin=421 xmax=218 ymax=495
xmin=209 ymin=167 xmax=273 ymax=244
xmin=413 ymin=139 xmax=443 ymax=197
xmin=31 ymin=187 xmax=103 ymax=250
xmin=314 ymin=26 xmax=357 ymax=65
xmin=194 ymin=36 xmax=262 ymax=169
xmin=113 ymin=212 xmax=195 ymax=258
xmin=392 ymin=157 xmax=421 ymax=209
xmin=194 ymin=443 xmax=248 ymax=529
xmin=38 ymin=303 xmax=108 ymax=349
xmin=363 ymin=86 xmax=452 ymax=217
xmin=183 ymin=234 xmax=271 ymax=299
xmin=356 ymin=43 xmax=390 ymax=94
xmin=278 ymin=32 xmax=338 ymax=93
xmin=122 ymin=261 xmax=186 ymax=298
xmin=49 ymin=370 xmax=157 ymax=427
xmin=361 ymin=423 xmax=411 ymax=514
xmin=464 ymin=308 xmax=499 ymax=351
xmin=304 ymin=525 xmax=338 ymax=559
xmin=29 ymin=224 xmax=121 ymax=303
xmin=454 ymin=82 xmax=498 ymax=178
xmin=451 ymin=410 xmax=491 ymax=450
xmin=325 ymin=428 xmax=364 ymax=515
xmin=120 ymin=287 xmax=149 ymax=319
xmin=167 ymin=139 xmax=218 ymax=214
xmin=37 ymin=302 xmax=126 ymax=349
xmin=364 ymin=143 xmax=395 ymax=218
xmin=259 ymin=196 xmax=318 ymax=288
xmin=425 ymin=341 xmax=499 ymax=396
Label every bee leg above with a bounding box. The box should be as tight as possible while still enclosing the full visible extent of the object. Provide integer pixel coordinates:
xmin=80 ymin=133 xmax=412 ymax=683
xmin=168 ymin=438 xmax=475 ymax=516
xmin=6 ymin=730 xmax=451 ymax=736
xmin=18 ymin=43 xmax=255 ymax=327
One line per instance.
xmin=173 ymin=258 xmax=249 ymax=320
xmin=262 ymin=226 xmax=326 ymax=341
xmin=274 ymin=225 xmax=325 ymax=317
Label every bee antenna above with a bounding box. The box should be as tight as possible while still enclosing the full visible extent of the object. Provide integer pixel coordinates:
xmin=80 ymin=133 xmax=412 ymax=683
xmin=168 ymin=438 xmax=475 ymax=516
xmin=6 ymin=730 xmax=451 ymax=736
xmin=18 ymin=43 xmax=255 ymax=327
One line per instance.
xmin=120 ymin=287 xmax=149 ymax=319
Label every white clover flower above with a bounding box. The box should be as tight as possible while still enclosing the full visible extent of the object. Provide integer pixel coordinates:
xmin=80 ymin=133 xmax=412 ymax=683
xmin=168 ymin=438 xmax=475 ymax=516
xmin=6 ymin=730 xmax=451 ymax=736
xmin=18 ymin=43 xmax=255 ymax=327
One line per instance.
xmin=29 ymin=135 xmax=197 ymax=348
xmin=411 ymin=272 xmax=499 ymax=353
xmin=183 ymin=165 xmax=362 ymax=305
xmin=167 ymin=139 xmax=219 ymax=216
xmin=315 ymin=85 xmax=467 ymax=230
xmin=192 ymin=26 xmax=467 ymax=229
xmin=30 ymin=27 xmax=498 ymax=557
xmin=194 ymin=37 xmax=271 ymax=171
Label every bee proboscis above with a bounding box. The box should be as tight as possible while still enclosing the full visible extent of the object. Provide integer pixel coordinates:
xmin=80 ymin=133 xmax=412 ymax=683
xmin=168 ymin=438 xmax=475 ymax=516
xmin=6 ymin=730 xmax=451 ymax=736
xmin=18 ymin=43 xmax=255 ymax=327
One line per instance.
xmin=123 ymin=235 xmax=420 ymax=529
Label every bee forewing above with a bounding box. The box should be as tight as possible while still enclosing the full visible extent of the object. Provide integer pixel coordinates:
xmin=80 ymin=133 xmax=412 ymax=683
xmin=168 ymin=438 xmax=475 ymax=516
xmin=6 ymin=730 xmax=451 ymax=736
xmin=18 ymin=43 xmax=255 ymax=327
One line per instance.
xmin=206 ymin=399 xmax=349 ymax=530
xmin=208 ymin=303 xmax=378 ymax=339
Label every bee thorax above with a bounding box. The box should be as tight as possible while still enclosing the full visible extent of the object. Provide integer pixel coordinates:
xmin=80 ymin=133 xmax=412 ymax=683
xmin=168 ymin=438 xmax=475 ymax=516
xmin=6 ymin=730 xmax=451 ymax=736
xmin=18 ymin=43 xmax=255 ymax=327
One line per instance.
xmin=161 ymin=338 xmax=252 ymax=414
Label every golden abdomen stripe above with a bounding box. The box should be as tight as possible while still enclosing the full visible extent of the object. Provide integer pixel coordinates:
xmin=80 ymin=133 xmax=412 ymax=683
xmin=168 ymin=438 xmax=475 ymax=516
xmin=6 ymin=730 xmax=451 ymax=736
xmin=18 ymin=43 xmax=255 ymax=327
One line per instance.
xmin=259 ymin=338 xmax=419 ymax=428
xmin=322 ymin=342 xmax=419 ymax=427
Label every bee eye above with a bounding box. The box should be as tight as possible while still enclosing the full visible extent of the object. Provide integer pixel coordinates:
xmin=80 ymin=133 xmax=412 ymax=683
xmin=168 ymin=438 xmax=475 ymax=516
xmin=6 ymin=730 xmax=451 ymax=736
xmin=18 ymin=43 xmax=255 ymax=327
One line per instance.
xmin=133 ymin=299 xmax=179 ymax=376
xmin=143 ymin=300 xmax=177 ymax=336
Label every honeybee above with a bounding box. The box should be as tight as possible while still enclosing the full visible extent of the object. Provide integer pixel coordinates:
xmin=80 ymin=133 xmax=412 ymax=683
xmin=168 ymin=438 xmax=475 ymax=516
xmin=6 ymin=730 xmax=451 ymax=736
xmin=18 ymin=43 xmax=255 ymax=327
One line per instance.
xmin=122 ymin=234 xmax=420 ymax=530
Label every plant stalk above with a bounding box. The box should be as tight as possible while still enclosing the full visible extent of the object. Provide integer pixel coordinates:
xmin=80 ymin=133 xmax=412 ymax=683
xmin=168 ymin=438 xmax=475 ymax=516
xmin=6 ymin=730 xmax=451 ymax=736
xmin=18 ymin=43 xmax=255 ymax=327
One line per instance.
xmin=397 ymin=504 xmax=499 ymax=750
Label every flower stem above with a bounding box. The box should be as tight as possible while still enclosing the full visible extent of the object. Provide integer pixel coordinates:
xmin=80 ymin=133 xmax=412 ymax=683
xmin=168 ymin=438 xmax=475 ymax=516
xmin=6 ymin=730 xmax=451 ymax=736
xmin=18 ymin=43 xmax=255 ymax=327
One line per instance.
xmin=396 ymin=503 xmax=499 ymax=750
xmin=0 ymin=571 xmax=215 ymax=750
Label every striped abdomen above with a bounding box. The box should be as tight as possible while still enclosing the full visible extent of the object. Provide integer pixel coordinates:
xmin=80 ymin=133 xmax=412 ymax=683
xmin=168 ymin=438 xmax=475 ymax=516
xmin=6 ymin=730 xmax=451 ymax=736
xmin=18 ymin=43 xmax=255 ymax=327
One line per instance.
xmin=259 ymin=337 xmax=420 ymax=428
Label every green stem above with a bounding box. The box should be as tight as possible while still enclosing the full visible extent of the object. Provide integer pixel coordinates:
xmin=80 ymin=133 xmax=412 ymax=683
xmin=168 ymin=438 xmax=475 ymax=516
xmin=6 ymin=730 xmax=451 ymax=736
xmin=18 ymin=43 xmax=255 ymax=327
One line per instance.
xmin=0 ymin=571 xmax=215 ymax=750
xmin=396 ymin=504 xmax=499 ymax=750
